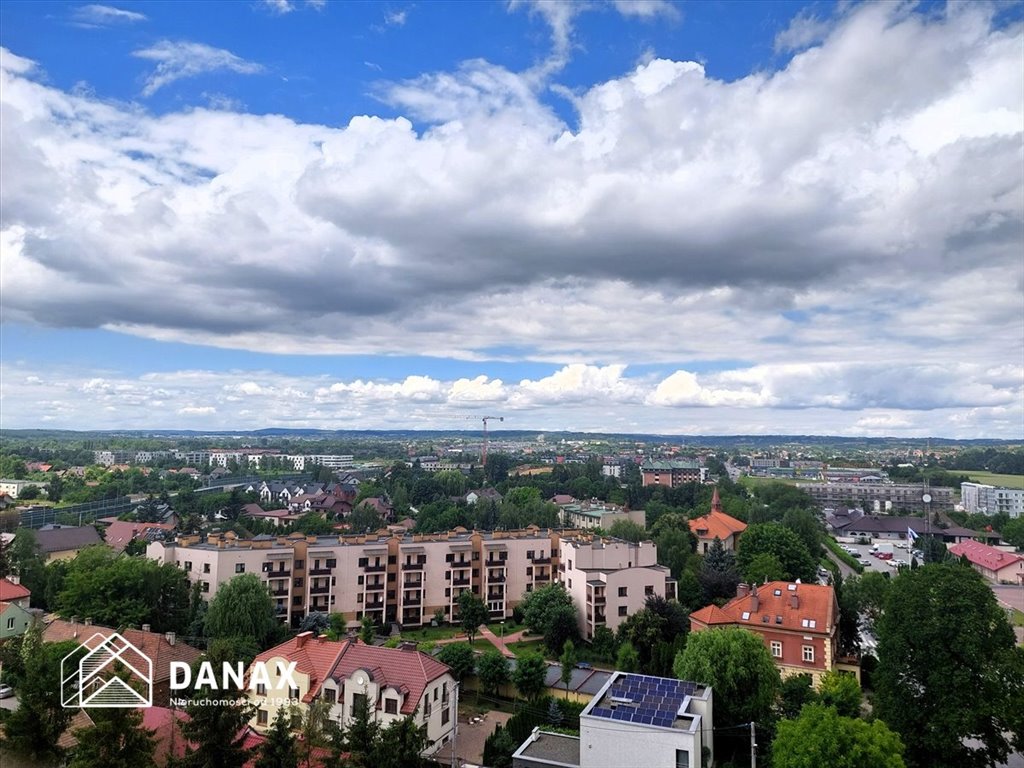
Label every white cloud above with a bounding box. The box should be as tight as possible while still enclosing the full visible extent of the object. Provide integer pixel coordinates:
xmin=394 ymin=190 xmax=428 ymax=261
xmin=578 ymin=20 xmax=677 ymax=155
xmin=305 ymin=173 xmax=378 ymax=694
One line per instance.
xmin=262 ymin=0 xmax=295 ymax=13
xmin=132 ymin=40 xmax=263 ymax=96
xmin=385 ymin=9 xmax=408 ymax=26
xmin=774 ymin=9 xmax=832 ymax=52
xmin=178 ymin=405 xmax=216 ymax=415
xmin=72 ymin=4 xmax=147 ymax=25
xmin=611 ymin=0 xmax=679 ymax=20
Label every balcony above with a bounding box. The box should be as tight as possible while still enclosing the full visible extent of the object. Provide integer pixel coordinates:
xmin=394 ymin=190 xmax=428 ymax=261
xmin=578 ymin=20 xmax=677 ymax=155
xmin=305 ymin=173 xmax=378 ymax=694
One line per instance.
xmin=530 ymin=556 xmax=551 ymax=565
xmin=365 ymin=600 xmax=385 ymax=610
xmin=275 ymin=604 xmax=288 ymax=615
xmin=452 ymin=577 xmax=470 ymax=586
xmin=403 ymin=596 xmax=422 ymax=606
xmin=363 ymin=563 xmax=386 ymax=573
xmin=487 ymin=575 xmax=506 ymax=584
xmin=309 ymin=567 xmax=332 ymax=576
xmin=402 ymin=562 xmax=424 ymax=571
xmin=271 ymin=588 xmax=289 ymax=597
xmin=451 ymin=562 xmax=471 ymax=570
xmin=310 ymin=585 xmax=330 ymax=595
xmin=267 ymin=570 xmax=291 ymax=579
xmin=592 ymin=595 xmax=606 ymax=605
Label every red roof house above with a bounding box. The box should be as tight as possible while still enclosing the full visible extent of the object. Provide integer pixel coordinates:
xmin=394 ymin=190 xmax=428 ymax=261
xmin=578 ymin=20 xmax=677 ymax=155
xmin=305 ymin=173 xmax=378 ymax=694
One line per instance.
xmin=949 ymin=540 xmax=1024 ymax=584
xmin=689 ymin=488 xmax=747 ymax=552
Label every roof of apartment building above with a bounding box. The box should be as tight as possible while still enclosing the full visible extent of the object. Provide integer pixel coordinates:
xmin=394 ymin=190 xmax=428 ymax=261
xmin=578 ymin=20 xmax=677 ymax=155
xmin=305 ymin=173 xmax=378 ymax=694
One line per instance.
xmin=948 ymin=540 xmax=1024 ymax=572
xmin=253 ymin=633 xmax=450 ymax=714
xmin=103 ymin=521 xmax=175 ymax=552
xmin=35 ymin=525 xmax=102 ymax=553
xmin=641 ymin=459 xmax=700 ymax=470
xmin=42 ymin=619 xmax=202 ymax=683
xmin=690 ymin=580 xmax=836 ymax=635
xmin=0 ymin=577 xmax=31 ymax=602
xmin=689 ymin=488 xmax=747 ymax=540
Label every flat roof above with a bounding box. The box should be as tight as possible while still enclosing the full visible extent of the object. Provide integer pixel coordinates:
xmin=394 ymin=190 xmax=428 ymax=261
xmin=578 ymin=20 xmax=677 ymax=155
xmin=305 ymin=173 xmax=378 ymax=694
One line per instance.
xmin=512 ymin=731 xmax=581 ymax=768
xmin=585 ymin=672 xmax=705 ymax=731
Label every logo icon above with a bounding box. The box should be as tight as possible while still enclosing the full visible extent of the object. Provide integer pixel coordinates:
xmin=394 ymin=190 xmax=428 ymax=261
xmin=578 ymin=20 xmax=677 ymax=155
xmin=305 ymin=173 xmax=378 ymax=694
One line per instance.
xmin=61 ymin=631 xmax=153 ymax=708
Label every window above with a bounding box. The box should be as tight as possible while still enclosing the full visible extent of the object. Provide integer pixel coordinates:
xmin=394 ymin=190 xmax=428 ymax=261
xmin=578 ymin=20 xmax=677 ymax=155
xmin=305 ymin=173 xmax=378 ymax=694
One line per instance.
xmin=322 ymin=687 xmax=337 ymax=703
xmin=256 ymin=683 xmax=267 ymax=695
xmin=442 ymin=706 xmax=450 ymax=725
xmin=385 ymin=698 xmax=398 ymax=715
xmin=203 ymin=563 xmax=210 ymax=573
xmin=326 ymin=558 xmax=336 ymax=568
xmin=294 ymin=578 xmax=303 ymax=587
xmin=618 ymin=586 xmax=627 ymax=597
xmin=201 ymin=581 xmax=210 ymax=593
xmin=5 ymin=617 xmax=13 ymax=630
xmin=527 ymin=550 xmax=534 ymax=559
xmin=568 ymin=579 xmax=572 ymax=588
xmin=292 ymin=595 xmax=302 ymax=605
xmin=358 ymin=557 xmax=368 ymax=567
xmin=741 ymin=611 xmax=751 ymax=621
xmin=295 ymin=560 xmax=305 ymax=569
xmin=289 ymin=686 xmax=300 ymax=700
xmin=433 ymin=687 xmax=439 ymax=701
xmin=675 ymin=749 xmax=690 ymax=768
xmin=357 ymin=575 xmax=364 ymax=585
xmin=645 ymin=585 xmax=654 ymax=596
xmin=770 ymin=641 xmax=782 ymax=658
xmin=526 ymin=567 xmax=533 ymax=576
xmin=257 ymin=709 xmax=268 ymax=725
xmin=803 ymin=645 xmax=814 ymax=663
xmin=235 ymin=563 xmax=246 ymax=574
xmin=618 ymin=606 xmax=628 ymax=616
xmin=183 ymin=561 xmax=192 ymax=571
xmin=262 ymin=562 xmax=273 ymax=573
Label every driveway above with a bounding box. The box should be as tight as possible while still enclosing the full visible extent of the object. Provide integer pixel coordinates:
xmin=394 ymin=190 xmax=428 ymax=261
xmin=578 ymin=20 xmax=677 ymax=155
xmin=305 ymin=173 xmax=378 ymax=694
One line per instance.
xmin=0 ymin=694 xmax=18 ymax=712
xmin=452 ymin=710 xmax=511 ymax=766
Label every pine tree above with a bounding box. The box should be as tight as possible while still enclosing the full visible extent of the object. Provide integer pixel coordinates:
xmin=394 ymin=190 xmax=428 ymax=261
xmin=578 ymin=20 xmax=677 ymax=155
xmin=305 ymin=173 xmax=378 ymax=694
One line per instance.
xmin=254 ymin=708 xmax=298 ymax=768
xmin=68 ymin=707 xmax=156 ymax=768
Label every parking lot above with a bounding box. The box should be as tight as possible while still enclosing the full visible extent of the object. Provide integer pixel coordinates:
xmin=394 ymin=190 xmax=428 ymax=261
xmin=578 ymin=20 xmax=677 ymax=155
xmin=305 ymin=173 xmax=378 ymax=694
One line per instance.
xmin=838 ymin=541 xmax=917 ymax=574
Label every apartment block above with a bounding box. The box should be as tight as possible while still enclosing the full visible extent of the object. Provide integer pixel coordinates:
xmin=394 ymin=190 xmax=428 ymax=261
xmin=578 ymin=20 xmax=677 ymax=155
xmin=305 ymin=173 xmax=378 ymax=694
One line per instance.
xmin=148 ymin=527 xmax=580 ymax=629
xmin=640 ymin=460 xmax=708 ymax=488
xmin=802 ymin=482 xmax=953 ymax=513
xmin=961 ymin=482 xmax=1024 ymax=519
xmin=559 ymin=536 xmax=676 ymax=640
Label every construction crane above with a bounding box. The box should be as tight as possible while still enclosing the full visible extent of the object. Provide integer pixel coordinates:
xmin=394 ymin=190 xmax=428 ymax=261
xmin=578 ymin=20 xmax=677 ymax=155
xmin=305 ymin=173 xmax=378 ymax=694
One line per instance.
xmin=459 ymin=415 xmax=504 ymax=468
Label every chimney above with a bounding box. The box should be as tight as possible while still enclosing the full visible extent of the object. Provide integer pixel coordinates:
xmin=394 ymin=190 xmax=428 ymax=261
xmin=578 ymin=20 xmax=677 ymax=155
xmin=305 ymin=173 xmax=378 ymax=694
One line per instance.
xmin=71 ymin=615 xmax=79 ymax=625
xmin=750 ymin=588 xmax=759 ymax=612
xmin=790 ymin=595 xmax=799 ymax=609
xmin=736 ymin=583 xmax=751 ymax=598
xmin=142 ymin=624 xmax=151 ymax=633
xmin=399 ymin=641 xmax=417 ymax=652
xmin=165 ymin=632 xmax=176 ymax=646
xmin=7 ymin=574 xmax=20 ymax=585
xmin=85 ymin=618 xmax=92 ymax=626
xmin=295 ymin=631 xmax=313 ymax=649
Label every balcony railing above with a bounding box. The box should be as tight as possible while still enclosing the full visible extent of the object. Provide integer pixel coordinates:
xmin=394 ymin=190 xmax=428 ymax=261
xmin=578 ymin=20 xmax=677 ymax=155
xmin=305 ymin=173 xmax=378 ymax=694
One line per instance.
xmin=530 ymin=556 xmax=551 ymax=564
xmin=402 ymin=562 xmax=424 ymax=571
xmin=365 ymin=600 xmax=385 ymax=610
xmin=267 ymin=571 xmax=291 ymax=579
xmin=310 ymin=585 xmax=330 ymax=595
xmin=592 ymin=595 xmax=606 ymax=605
xmin=271 ymin=588 xmax=289 ymax=597
xmin=309 ymin=567 xmax=332 ymax=576
xmin=488 ymin=575 xmax=506 ymax=583
xmin=363 ymin=564 xmax=386 ymax=573
xmin=403 ymin=596 xmax=422 ymax=606
xmin=452 ymin=577 xmax=470 ymax=586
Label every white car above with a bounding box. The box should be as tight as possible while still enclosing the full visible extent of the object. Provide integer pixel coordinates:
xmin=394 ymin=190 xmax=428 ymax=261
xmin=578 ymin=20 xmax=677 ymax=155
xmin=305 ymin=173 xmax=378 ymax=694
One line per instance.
xmin=859 ymin=559 xmax=872 ymax=566
xmin=0 ymin=684 xmax=13 ymax=699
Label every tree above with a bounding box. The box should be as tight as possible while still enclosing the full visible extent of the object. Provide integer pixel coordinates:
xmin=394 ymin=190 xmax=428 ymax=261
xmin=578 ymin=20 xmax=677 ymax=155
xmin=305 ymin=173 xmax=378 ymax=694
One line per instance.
xmin=477 ymin=649 xmax=511 ymax=697
xmin=359 ymin=614 xmax=376 ymax=644
xmin=779 ymin=673 xmax=815 ymax=719
xmin=371 ymin=715 xmax=431 ymax=768
xmin=615 ymin=640 xmax=640 ymax=672
xmin=651 ymin=515 xmax=698 ymax=579
xmin=559 ymin=639 xmax=577 ymax=698
xmin=674 ymin=628 xmax=781 ymax=763
xmin=772 ymin=704 xmax=906 ymax=768
xmin=817 ymin=670 xmax=862 ymax=718
xmin=848 ymin=571 xmax=890 ymax=627
xmin=542 ymin=603 xmax=580 ymax=656
xmin=47 ymin=474 xmax=64 ymax=503
xmin=833 ymin=572 xmax=861 ymax=656
xmin=698 ymin=537 xmax=739 ymax=603
xmin=511 ymin=652 xmax=547 ymax=701
xmin=295 ymin=698 xmax=333 ymax=768
xmin=874 ymin=563 xmax=1024 ymax=768
xmin=1001 ymin=517 xmax=1024 ymax=549
xmin=607 ymin=519 xmax=646 ymax=543
xmin=349 ymin=503 xmax=385 ymax=533
xmin=458 ymin=591 xmax=489 ymax=645
xmin=18 ymin=484 xmax=41 ymax=500
xmin=68 ymin=707 xmax=157 ymax=768
xmin=741 ymin=551 xmax=787 ymax=584
xmin=781 ymin=507 xmax=822 ymax=558
xmin=344 ymin=689 xmax=381 ymax=765
xmin=437 ymin=642 xmax=476 ymax=683
xmin=179 ymin=642 xmax=256 ymax=768
xmin=520 ymin=583 xmax=577 ymax=647
xmin=1 ymin=630 xmax=77 ymax=763
xmin=299 ymin=611 xmax=330 ymax=634
xmin=591 ymin=625 xmax=617 ymax=662
xmin=255 ymin=708 xmax=298 ymax=768
xmin=295 ymin=512 xmax=334 ymax=535
xmin=737 ymin=523 xmax=817 ymax=583
xmin=204 ymin=573 xmax=280 ymax=649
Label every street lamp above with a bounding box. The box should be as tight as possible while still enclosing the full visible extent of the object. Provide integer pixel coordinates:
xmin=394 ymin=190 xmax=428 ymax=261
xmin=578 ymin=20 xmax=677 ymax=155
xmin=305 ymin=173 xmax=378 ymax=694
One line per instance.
xmin=500 ymin=620 xmax=505 ymax=645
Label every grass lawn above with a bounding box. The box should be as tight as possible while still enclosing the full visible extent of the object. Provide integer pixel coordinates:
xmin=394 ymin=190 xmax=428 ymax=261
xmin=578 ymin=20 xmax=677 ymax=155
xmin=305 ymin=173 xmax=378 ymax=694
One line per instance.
xmin=506 ymin=638 xmax=545 ymax=657
xmin=963 ymin=471 xmax=1024 ymax=489
xmin=487 ymin=619 xmax=525 ymax=637
xmin=399 ymin=625 xmax=465 ymax=642
xmin=738 ymin=475 xmax=816 ymax=489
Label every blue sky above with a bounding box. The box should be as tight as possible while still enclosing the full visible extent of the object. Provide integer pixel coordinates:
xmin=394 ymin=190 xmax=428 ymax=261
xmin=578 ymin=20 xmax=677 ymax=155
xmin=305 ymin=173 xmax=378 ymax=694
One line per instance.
xmin=1 ymin=1 xmax=1022 ymax=436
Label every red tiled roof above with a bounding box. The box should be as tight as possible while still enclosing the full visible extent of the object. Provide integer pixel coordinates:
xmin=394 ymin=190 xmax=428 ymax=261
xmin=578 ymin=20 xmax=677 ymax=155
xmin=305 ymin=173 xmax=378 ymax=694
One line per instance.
xmin=0 ymin=577 xmax=31 ymax=601
xmin=949 ymin=540 xmax=1024 ymax=573
xmin=42 ymin=620 xmax=202 ymax=684
xmin=688 ymin=510 xmax=747 ymax=541
xmin=142 ymin=707 xmax=189 ymax=767
xmin=331 ymin=641 xmax=451 ymax=715
xmin=691 ymin=581 xmax=836 ymax=635
xmin=252 ymin=633 xmax=350 ymax=703
xmin=103 ymin=521 xmax=175 ymax=552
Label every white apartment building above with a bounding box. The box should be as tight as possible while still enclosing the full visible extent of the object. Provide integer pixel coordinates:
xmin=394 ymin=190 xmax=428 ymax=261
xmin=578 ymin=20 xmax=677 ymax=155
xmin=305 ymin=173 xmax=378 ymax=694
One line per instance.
xmin=0 ymin=479 xmax=44 ymax=498
xmin=513 ymin=672 xmax=713 ymax=768
xmin=93 ymin=450 xmax=133 ymax=466
xmin=559 ymin=536 xmax=676 ymax=640
xmin=962 ymin=482 xmax=1024 ymax=519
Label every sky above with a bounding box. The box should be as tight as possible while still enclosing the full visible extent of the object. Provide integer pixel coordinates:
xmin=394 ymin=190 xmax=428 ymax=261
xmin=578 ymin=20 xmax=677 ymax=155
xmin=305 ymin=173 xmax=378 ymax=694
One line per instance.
xmin=1 ymin=0 xmax=1022 ymax=438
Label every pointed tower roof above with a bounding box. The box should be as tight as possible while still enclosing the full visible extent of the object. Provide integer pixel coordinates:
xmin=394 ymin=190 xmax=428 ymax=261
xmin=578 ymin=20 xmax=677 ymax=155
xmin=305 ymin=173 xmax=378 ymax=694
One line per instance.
xmin=711 ymin=487 xmax=722 ymax=514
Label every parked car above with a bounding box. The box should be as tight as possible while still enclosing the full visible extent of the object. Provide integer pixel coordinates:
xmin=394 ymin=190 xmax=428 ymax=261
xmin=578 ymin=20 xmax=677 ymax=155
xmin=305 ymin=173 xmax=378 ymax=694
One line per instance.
xmin=859 ymin=559 xmax=872 ymax=566
xmin=0 ymin=684 xmax=14 ymax=699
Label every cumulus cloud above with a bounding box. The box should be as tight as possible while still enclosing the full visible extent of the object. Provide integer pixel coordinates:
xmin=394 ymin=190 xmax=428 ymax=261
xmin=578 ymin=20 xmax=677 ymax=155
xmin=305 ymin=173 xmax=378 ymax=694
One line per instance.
xmin=132 ymin=40 xmax=263 ymax=96
xmin=774 ymin=9 xmax=832 ymax=52
xmin=611 ymin=0 xmax=679 ymax=20
xmin=1 ymin=362 xmax=1020 ymax=436
xmin=72 ymin=4 xmax=147 ymax=26
xmin=0 ymin=2 xmax=1021 ymax=437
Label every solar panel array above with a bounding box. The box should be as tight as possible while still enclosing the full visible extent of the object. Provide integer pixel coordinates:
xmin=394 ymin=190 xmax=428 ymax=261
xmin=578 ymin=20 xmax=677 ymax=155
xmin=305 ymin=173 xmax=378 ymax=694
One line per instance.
xmin=588 ymin=674 xmax=697 ymax=729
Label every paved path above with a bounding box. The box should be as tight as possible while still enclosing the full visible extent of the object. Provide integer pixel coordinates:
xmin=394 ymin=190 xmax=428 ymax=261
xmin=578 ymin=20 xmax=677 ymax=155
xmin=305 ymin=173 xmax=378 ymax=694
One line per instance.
xmin=478 ymin=625 xmax=516 ymax=658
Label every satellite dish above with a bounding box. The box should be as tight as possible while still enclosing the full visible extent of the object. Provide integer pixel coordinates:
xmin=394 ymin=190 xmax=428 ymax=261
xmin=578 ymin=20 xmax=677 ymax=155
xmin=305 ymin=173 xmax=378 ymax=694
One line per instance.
xmin=922 ymin=493 xmax=932 ymax=504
